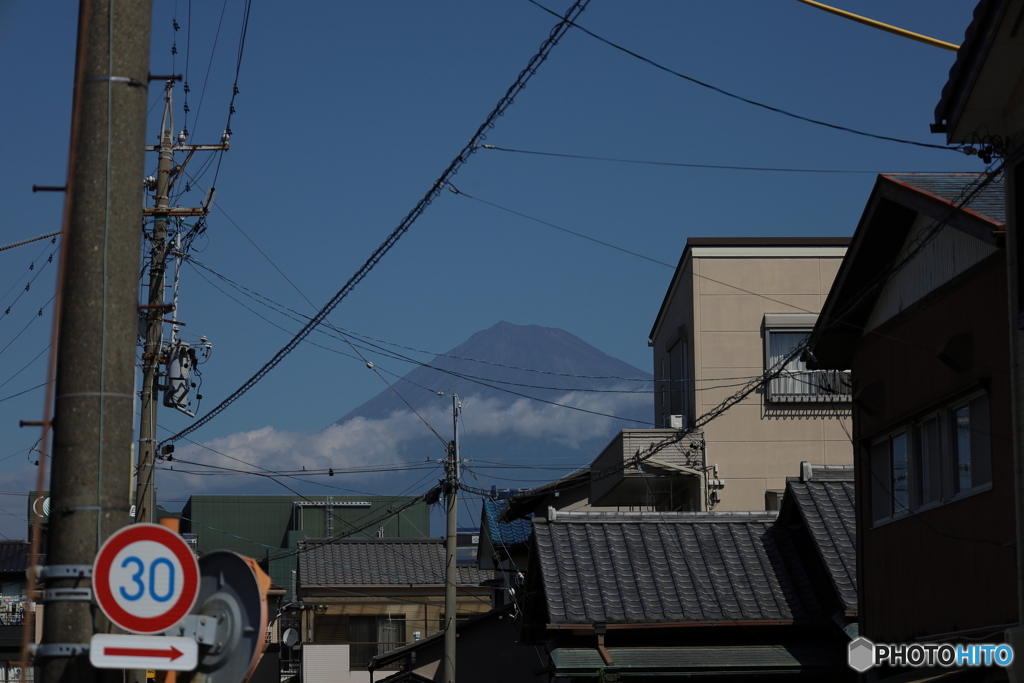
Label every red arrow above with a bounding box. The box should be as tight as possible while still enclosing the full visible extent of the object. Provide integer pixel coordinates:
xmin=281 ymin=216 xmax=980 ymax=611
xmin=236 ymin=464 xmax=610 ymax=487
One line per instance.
xmin=104 ymin=646 xmax=184 ymax=661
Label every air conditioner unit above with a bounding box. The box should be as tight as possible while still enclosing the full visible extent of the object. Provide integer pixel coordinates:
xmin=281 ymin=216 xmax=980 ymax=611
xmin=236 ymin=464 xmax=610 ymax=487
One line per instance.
xmin=669 ymin=414 xmax=685 ymax=429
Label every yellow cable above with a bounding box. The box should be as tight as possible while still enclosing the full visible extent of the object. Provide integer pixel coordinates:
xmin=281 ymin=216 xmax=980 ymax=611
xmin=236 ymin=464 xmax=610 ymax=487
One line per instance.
xmin=795 ymin=0 xmax=959 ymax=52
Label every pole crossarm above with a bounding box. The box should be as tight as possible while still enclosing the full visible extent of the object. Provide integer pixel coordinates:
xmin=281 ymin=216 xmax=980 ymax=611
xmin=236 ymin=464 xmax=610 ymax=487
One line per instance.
xmin=142 ymin=207 xmax=208 ymax=217
xmin=143 ymin=143 xmax=229 ymax=152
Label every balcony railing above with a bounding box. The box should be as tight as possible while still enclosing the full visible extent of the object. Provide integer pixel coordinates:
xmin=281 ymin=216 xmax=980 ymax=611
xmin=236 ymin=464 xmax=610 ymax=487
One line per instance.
xmin=350 ymin=641 xmax=406 ymax=670
xmin=768 ymin=369 xmax=851 ymax=403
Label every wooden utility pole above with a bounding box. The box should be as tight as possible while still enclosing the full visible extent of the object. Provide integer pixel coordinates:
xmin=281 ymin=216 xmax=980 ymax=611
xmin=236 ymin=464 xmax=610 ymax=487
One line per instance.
xmin=444 ymin=396 xmax=460 ymax=683
xmin=40 ymin=2 xmax=151 ymax=683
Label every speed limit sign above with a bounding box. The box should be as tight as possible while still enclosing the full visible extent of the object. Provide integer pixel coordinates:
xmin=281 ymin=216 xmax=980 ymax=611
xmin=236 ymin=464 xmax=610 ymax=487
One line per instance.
xmin=93 ymin=524 xmax=199 ymax=634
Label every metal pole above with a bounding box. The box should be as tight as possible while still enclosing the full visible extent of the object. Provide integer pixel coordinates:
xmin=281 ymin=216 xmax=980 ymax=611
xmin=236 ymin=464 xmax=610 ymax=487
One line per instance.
xmin=443 ymin=396 xmax=460 ymax=683
xmin=136 ymin=82 xmax=175 ymax=525
xmin=41 ymin=1 xmax=151 ymax=683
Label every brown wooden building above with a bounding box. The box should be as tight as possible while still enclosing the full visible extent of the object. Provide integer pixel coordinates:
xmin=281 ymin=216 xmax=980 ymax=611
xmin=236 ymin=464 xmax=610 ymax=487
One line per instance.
xmin=808 ymin=173 xmax=1016 ymax=644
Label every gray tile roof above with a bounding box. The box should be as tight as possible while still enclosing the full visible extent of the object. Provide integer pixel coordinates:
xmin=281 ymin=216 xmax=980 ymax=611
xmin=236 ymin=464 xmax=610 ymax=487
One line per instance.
xmin=884 ymin=173 xmax=1005 ymax=224
xmin=534 ymin=511 xmax=828 ymax=625
xmin=785 ymin=477 xmax=857 ymax=613
xmin=299 ymin=538 xmax=489 ymax=587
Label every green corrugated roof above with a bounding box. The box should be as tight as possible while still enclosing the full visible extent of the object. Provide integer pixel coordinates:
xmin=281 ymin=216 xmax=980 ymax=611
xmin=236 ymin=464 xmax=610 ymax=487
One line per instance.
xmin=180 ymin=495 xmax=431 ymax=580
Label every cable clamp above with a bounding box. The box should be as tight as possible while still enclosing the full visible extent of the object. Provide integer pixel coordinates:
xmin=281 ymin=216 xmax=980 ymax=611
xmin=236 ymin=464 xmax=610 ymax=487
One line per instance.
xmin=30 ymin=643 xmax=90 ymax=659
xmin=84 ymin=75 xmax=145 ymax=87
xmin=35 ymin=564 xmax=93 ymax=580
xmin=41 ymin=587 xmax=92 ymax=603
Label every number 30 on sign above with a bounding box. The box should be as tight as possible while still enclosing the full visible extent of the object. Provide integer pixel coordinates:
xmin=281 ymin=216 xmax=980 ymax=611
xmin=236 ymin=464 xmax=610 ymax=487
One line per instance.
xmin=93 ymin=524 xmax=200 ymax=634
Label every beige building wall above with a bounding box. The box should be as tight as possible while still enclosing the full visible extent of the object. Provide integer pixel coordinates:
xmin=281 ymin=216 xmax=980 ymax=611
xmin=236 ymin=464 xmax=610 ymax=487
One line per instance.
xmin=652 ymin=243 xmax=852 ymax=511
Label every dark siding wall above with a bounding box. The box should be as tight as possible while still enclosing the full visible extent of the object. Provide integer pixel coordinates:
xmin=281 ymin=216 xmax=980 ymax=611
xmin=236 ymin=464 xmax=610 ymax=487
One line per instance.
xmin=852 ymin=252 xmax=1016 ymax=640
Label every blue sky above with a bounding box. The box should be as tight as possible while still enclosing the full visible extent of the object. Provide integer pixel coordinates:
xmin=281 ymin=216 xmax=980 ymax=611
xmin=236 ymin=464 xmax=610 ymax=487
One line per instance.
xmin=0 ymin=1 xmax=982 ymax=538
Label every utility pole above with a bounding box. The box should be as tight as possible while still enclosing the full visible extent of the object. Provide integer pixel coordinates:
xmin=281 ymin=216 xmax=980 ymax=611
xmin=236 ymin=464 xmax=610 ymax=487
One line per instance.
xmin=443 ymin=395 xmax=461 ymax=683
xmin=135 ymin=84 xmax=226 ymax=525
xmin=40 ymin=2 xmax=151 ymax=683
xmin=135 ymin=82 xmax=175 ymax=525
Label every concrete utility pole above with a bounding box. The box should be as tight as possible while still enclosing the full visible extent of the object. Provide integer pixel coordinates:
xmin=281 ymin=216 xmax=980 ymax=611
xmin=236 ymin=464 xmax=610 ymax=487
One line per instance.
xmin=135 ymin=82 xmax=176 ymax=526
xmin=41 ymin=2 xmax=151 ymax=683
xmin=443 ymin=396 xmax=461 ymax=683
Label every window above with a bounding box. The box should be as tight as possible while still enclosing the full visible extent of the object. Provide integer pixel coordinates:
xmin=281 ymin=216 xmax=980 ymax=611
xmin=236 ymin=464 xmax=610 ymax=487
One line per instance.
xmin=1015 ymin=158 xmax=1024 ymax=329
xmin=660 ymin=359 xmax=666 ymax=409
xmin=668 ymin=340 xmax=688 ymax=423
xmin=870 ymin=392 xmax=992 ymax=525
xmin=348 ymin=616 xmax=406 ymax=670
xmin=765 ymin=326 xmax=851 ymax=402
xmin=912 ymin=415 xmax=942 ymax=506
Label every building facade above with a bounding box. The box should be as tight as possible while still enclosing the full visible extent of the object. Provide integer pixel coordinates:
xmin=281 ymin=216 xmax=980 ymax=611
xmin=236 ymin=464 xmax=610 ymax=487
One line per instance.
xmin=296 ymin=538 xmax=491 ymax=683
xmin=809 ymin=173 xmax=1015 ymax=648
xmin=649 ymin=237 xmax=853 ymax=511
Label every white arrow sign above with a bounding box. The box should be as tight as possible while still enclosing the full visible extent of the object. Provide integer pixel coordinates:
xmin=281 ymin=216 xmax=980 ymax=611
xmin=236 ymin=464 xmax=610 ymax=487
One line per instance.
xmin=89 ymin=634 xmax=198 ymax=671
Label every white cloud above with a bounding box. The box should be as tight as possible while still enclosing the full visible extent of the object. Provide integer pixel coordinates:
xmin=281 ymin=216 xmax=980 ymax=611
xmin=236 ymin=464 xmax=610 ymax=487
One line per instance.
xmin=167 ymin=386 xmax=650 ymax=496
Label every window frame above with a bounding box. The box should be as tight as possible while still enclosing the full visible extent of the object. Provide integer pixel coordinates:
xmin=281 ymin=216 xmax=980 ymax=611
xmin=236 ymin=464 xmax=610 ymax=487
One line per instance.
xmin=869 ymin=390 xmax=993 ymax=527
xmin=763 ymin=314 xmax=851 ymax=404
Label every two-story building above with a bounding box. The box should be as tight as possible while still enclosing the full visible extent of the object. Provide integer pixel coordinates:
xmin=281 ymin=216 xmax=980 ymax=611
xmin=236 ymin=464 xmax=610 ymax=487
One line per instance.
xmin=807 ymin=172 xmax=1013 ymax=665
xmin=931 ymin=0 xmax=1024 ymax=667
xmin=296 ymin=537 xmax=491 ymax=683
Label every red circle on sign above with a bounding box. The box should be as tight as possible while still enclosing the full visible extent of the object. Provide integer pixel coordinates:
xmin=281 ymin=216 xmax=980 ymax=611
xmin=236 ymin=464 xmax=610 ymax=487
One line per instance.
xmin=93 ymin=524 xmax=199 ymax=634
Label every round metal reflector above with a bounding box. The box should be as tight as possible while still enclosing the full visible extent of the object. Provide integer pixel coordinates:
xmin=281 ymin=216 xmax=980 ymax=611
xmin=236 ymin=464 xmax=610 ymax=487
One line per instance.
xmin=192 ymin=551 xmax=268 ymax=683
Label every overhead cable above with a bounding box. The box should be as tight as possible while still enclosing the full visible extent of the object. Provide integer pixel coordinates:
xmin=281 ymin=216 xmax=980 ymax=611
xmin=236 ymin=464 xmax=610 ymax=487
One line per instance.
xmin=479 ymin=144 xmax=883 ymax=174
xmin=161 ymin=0 xmax=593 ymax=445
xmin=463 ymin=166 xmax=1005 ymax=503
xmin=0 ymin=232 xmax=62 ymax=253
xmin=527 ymin=0 xmax=963 ymax=153
xmin=446 ymin=183 xmax=674 ymax=268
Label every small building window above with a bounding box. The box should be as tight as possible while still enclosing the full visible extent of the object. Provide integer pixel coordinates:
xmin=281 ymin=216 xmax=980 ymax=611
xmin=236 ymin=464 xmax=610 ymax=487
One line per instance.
xmin=764 ymin=319 xmax=851 ymax=403
xmin=870 ymin=391 xmax=992 ymax=525
xmin=668 ymin=339 xmax=688 ymax=423
xmin=660 ymin=359 xmax=666 ymax=409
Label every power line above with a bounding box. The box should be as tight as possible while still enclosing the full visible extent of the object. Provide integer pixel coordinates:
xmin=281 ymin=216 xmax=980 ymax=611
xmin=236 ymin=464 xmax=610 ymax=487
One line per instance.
xmin=469 ymin=167 xmax=1006 ymax=505
xmin=0 ymin=231 xmax=61 ymax=253
xmin=188 ymin=0 xmax=229 ymax=138
xmin=0 ymin=237 xmax=57 ymax=307
xmin=0 ymin=241 xmax=60 ymax=322
xmin=209 ymin=0 xmax=253 ymax=189
xmin=0 ymin=295 xmax=55 ymax=359
xmin=187 ymin=252 xmax=654 ymax=383
xmin=446 ymin=183 xmax=674 ymax=268
xmin=160 ymin=0 xmax=593 ymax=446
xmin=527 ymin=0 xmax=963 ymax=153
xmin=183 ymin=259 xmax=456 ymax=435
xmin=0 ymin=343 xmax=51 ymax=391
xmin=191 ymin=250 xmax=799 ymax=421
xmin=478 ymin=144 xmax=885 ymax=174
xmin=441 ymin=186 xmax=847 ymax=318
xmin=0 ymin=382 xmax=50 ymax=405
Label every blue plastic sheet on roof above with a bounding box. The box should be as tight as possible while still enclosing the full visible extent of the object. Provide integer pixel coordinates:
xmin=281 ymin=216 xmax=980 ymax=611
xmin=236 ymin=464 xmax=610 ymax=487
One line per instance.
xmin=483 ymin=499 xmax=532 ymax=547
